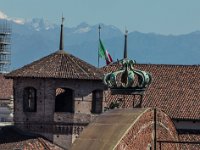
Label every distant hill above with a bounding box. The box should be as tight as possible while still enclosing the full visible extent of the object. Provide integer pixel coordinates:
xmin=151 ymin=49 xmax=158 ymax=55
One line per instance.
xmin=1 ymin=18 xmax=200 ymax=70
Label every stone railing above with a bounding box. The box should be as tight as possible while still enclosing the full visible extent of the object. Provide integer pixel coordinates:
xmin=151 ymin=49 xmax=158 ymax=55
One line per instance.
xmin=15 ymin=122 xmax=88 ymax=135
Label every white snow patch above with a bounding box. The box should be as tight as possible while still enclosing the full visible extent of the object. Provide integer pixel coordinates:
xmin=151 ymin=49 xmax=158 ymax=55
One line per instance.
xmin=74 ymin=27 xmax=91 ymax=33
xmin=0 ymin=11 xmax=25 ymax=24
xmin=13 ymin=18 xmax=25 ymax=24
xmin=0 ymin=11 xmax=8 ymax=19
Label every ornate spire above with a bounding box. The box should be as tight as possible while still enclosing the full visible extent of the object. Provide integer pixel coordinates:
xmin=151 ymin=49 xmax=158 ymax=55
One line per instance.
xmin=59 ymin=16 xmax=64 ymax=50
xmin=123 ymin=29 xmax=128 ymax=59
xmin=103 ymin=29 xmax=152 ymax=95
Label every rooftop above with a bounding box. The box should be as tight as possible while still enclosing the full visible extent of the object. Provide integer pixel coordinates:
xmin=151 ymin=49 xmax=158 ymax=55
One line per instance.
xmin=71 ymin=108 xmax=148 ymax=150
xmin=178 ymin=130 xmax=200 ymax=150
xmin=6 ymin=50 xmax=103 ymax=80
xmin=6 ymin=17 xmax=103 ymax=81
xmin=102 ymin=62 xmax=200 ymax=120
xmin=0 ymin=126 xmax=63 ymax=150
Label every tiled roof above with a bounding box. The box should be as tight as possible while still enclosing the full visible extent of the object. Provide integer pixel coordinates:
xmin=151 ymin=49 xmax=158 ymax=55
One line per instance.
xmin=102 ymin=62 xmax=200 ymax=120
xmin=6 ymin=50 xmax=103 ymax=80
xmin=0 ymin=126 xmax=63 ymax=150
xmin=178 ymin=130 xmax=200 ymax=150
xmin=156 ymin=131 xmax=200 ymax=150
xmin=0 ymin=74 xmax=13 ymax=100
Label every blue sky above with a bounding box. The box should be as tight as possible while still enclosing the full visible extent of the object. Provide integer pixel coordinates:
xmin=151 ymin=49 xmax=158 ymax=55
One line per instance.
xmin=1 ymin=0 xmax=200 ymax=35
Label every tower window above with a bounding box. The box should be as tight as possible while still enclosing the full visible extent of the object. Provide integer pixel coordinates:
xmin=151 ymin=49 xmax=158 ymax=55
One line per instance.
xmin=23 ymin=87 xmax=37 ymax=112
xmin=55 ymin=88 xmax=74 ymax=112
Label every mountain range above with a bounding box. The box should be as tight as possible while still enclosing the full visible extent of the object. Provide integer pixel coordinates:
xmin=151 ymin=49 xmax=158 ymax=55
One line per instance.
xmin=1 ymin=14 xmax=200 ymax=70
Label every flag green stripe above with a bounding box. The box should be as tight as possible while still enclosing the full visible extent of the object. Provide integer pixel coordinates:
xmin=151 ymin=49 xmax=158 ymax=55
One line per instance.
xmin=98 ymin=39 xmax=106 ymax=58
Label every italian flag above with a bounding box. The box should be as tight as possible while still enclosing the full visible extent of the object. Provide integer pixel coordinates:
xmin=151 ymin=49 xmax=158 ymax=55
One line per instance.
xmin=99 ymin=39 xmax=113 ymax=65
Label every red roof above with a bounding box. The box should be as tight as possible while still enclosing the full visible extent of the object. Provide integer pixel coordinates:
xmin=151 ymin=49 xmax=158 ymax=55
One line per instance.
xmin=0 ymin=126 xmax=63 ymax=150
xmin=6 ymin=50 xmax=103 ymax=80
xmin=102 ymin=62 xmax=200 ymax=120
xmin=156 ymin=132 xmax=200 ymax=150
xmin=0 ymin=74 xmax=13 ymax=100
xmin=178 ymin=131 xmax=200 ymax=150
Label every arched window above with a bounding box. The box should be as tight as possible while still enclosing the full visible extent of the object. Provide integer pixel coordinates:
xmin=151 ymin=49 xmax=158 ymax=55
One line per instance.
xmin=55 ymin=88 xmax=74 ymax=112
xmin=23 ymin=87 xmax=37 ymax=112
xmin=92 ymin=90 xmax=103 ymax=114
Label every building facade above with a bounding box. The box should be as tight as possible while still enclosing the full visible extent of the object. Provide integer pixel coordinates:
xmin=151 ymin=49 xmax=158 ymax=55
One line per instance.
xmin=6 ymin=20 xmax=105 ymax=149
xmin=7 ymin=51 xmax=106 ymax=149
xmin=0 ymin=74 xmax=13 ymax=124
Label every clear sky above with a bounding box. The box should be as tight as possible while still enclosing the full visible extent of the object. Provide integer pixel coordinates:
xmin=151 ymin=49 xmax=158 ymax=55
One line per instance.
xmin=1 ymin=0 xmax=200 ymax=35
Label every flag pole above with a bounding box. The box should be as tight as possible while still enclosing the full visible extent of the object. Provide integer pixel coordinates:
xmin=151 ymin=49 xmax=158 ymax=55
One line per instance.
xmin=98 ymin=25 xmax=101 ymax=68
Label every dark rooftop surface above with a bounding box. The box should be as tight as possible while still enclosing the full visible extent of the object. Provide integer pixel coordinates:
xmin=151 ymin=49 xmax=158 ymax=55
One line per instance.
xmin=0 ymin=126 xmax=63 ymax=150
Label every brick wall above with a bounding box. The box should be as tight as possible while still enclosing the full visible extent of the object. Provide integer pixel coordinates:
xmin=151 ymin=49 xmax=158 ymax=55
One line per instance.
xmin=104 ymin=90 xmax=143 ymax=109
xmin=115 ymin=108 xmax=180 ymax=150
xmin=0 ymin=74 xmax=13 ymax=100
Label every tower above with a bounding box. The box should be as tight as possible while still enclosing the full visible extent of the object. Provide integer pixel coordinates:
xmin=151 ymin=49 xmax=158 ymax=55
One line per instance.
xmin=6 ymin=17 xmax=104 ymax=149
xmin=0 ymin=20 xmax=11 ymax=73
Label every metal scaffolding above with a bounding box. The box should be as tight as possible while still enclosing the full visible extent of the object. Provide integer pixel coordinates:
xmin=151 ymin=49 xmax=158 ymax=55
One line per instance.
xmin=0 ymin=20 xmax=11 ymax=73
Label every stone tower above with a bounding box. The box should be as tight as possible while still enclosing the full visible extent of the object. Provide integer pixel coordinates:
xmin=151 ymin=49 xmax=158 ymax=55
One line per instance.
xmin=6 ymin=18 xmax=105 ymax=149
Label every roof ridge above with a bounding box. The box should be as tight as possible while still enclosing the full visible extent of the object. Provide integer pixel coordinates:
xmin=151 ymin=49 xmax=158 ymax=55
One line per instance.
xmin=136 ymin=63 xmax=200 ymax=68
xmin=37 ymin=138 xmax=51 ymax=150
xmin=101 ymin=62 xmax=200 ymax=69
xmin=6 ymin=50 xmax=102 ymax=80
xmin=66 ymin=54 xmax=90 ymax=77
xmin=58 ymin=53 xmax=65 ymax=74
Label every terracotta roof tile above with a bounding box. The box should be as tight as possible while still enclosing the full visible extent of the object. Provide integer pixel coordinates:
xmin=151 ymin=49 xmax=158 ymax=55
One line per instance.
xmin=0 ymin=126 xmax=63 ymax=150
xmin=157 ymin=131 xmax=200 ymax=150
xmin=0 ymin=74 xmax=13 ymax=100
xmin=102 ymin=62 xmax=200 ymax=120
xmin=6 ymin=50 xmax=103 ymax=80
xmin=178 ymin=130 xmax=200 ymax=150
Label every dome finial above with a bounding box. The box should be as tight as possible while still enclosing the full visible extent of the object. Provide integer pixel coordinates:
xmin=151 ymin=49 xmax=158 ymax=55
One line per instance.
xmin=59 ymin=15 xmax=64 ymax=50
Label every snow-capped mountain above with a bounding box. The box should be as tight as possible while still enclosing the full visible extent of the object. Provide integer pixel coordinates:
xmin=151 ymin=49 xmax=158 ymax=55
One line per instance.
xmin=73 ymin=22 xmax=91 ymax=33
xmin=0 ymin=11 xmax=200 ymax=70
xmin=25 ymin=18 xmax=57 ymax=31
xmin=0 ymin=11 xmax=122 ymax=69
